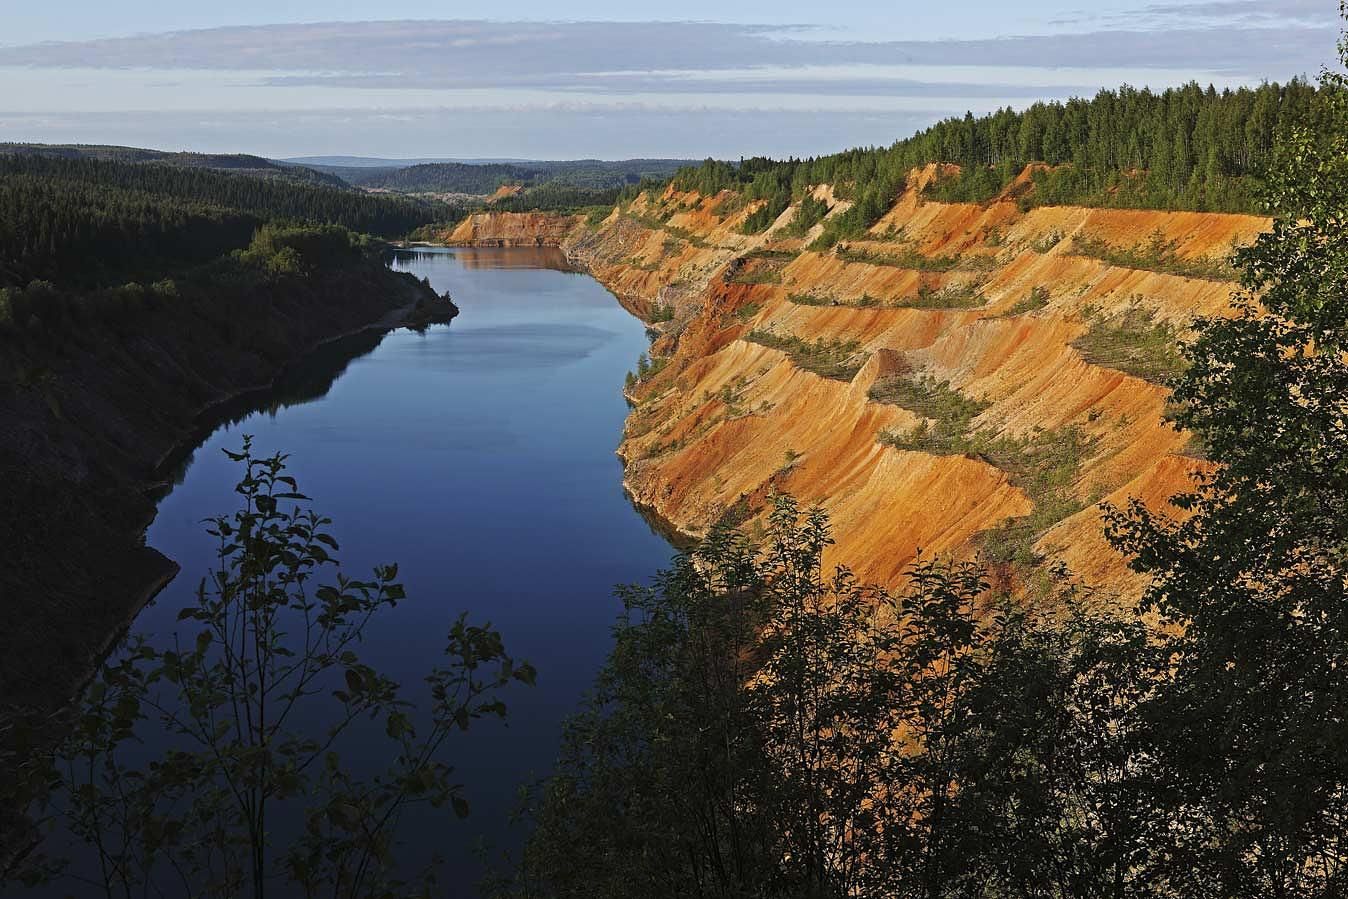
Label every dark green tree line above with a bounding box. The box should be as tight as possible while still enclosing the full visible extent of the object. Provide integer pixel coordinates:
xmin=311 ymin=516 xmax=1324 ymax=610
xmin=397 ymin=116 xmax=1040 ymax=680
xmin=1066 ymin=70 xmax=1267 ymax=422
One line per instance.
xmin=664 ymin=79 xmax=1319 ymax=249
xmin=0 ymin=223 xmax=378 ymax=343
xmin=0 ymin=155 xmax=439 ymax=288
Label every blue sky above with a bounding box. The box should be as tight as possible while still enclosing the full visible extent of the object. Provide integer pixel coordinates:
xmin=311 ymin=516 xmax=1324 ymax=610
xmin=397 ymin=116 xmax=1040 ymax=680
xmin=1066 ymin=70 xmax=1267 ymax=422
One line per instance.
xmin=0 ymin=1 xmax=1339 ymax=159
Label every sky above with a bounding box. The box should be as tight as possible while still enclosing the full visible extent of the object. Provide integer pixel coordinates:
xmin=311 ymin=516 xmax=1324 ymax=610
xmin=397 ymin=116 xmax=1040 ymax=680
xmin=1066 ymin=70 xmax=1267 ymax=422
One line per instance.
xmin=0 ymin=0 xmax=1340 ymax=160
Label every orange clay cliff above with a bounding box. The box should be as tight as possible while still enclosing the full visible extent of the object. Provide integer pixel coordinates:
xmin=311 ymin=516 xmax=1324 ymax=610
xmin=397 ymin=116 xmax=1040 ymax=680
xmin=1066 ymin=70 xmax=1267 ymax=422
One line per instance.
xmin=444 ymin=165 xmax=1269 ymax=603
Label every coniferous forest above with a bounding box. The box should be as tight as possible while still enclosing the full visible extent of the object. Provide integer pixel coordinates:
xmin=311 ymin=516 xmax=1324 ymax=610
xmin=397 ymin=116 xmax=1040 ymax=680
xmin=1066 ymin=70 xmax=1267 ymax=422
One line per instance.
xmin=0 ymin=154 xmax=442 ymax=289
xmin=665 ymin=80 xmax=1319 ymax=245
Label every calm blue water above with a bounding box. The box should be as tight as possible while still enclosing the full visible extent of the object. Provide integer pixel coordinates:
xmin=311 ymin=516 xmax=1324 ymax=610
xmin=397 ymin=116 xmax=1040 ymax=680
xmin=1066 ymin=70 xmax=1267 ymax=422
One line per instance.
xmin=128 ymin=247 xmax=671 ymax=890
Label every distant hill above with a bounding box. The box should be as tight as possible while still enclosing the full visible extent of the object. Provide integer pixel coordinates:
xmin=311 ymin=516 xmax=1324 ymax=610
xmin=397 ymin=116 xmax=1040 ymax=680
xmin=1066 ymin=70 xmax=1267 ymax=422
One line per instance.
xmin=0 ymin=144 xmax=348 ymax=189
xmin=347 ymin=162 xmax=539 ymax=194
xmin=316 ymin=158 xmax=697 ymax=195
xmin=282 ymin=155 xmax=537 ymax=168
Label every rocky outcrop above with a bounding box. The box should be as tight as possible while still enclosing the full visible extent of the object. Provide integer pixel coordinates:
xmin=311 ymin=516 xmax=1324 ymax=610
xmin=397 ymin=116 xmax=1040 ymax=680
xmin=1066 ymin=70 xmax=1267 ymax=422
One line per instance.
xmin=444 ymin=169 xmax=1270 ymax=601
xmin=446 ymin=211 xmax=581 ymax=246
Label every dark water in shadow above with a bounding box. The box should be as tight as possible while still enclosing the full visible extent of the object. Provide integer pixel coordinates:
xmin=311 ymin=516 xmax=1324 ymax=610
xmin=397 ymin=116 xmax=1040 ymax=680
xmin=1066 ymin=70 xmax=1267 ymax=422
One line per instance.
xmin=107 ymin=247 xmax=673 ymax=892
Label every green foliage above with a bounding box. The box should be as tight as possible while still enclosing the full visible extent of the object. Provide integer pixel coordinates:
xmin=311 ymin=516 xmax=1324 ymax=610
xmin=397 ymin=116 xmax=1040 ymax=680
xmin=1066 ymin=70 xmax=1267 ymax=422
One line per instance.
xmin=491 ymin=182 xmax=624 ymax=214
xmin=658 ymin=224 xmax=709 ymax=247
xmin=1070 ymin=228 xmax=1239 ymax=281
xmin=975 ymin=426 xmax=1099 ymax=567
xmin=504 ymin=498 xmax=1152 ymax=899
xmin=1001 ymin=285 xmax=1052 ymax=316
xmin=0 ymin=154 xmax=437 ymax=289
xmin=898 ymin=281 xmax=987 ymax=310
xmin=835 ymin=243 xmax=962 ymax=272
xmin=870 ymin=375 xmax=990 ymax=453
xmin=0 ymin=229 xmax=394 ymax=350
xmin=1030 ymin=230 xmax=1065 ymax=253
xmin=627 ymin=351 xmax=669 ymax=389
xmin=664 ymin=79 xmax=1317 ymax=230
xmin=347 ymin=162 xmax=533 ymax=194
xmin=583 ymin=206 xmax=610 ymax=227
xmin=872 ymin=375 xmax=1097 ymax=565
xmin=670 ymin=158 xmax=746 ymax=195
xmin=923 ymin=160 xmax=1012 ymax=203
xmin=727 ymin=250 xmax=795 ymax=285
xmin=744 ymin=330 xmax=864 ymax=380
xmin=780 ymin=192 xmax=831 ymax=237
xmin=341 ymin=159 xmax=690 ymax=195
xmin=729 ymin=264 xmax=783 ymax=285
xmin=239 ymin=222 xmax=360 ymax=274
xmin=11 ymin=442 xmax=533 ymax=896
xmin=0 ymin=142 xmax=349 ymax=188
xmin=737 ymin=196 xmax=789 ymax=234
xmin=1070 ymin=300 xmax=1187 ymax=383
xmin=743 ymin=248 xmax=797 ymax=261
xmin=1103 ymin=18 xmax=1348 ymax=894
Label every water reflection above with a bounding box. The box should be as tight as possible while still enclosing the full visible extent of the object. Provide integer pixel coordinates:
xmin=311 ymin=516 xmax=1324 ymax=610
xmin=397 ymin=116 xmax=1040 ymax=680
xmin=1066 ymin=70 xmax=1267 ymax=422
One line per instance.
xmin=129 ymin=247 xmax=672 ymax=894
xmin=156 ymin=328 xmax=390 ymax=491
xmin=391 ymin=245 xmax=575 ymax=272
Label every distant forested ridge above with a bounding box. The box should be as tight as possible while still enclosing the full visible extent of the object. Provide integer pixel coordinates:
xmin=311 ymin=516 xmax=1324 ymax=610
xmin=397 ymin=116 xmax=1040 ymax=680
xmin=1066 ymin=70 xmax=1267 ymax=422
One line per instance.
xmin=0 ymin=142 xmax=347 ymax=188
xmin=662 ymin=80 xmax=1316 ymax=245
xmin=0 ymin=154 xmax=441 ymax=288
xmin=351 ymin=162 xmax=539 ymax=194
xmin=343 ymin=158 xmax=694 ymax=194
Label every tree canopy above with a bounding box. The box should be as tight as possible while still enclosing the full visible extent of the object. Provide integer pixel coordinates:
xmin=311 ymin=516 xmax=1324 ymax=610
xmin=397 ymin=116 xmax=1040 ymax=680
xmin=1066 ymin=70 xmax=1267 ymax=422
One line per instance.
xmin=664 ymin=80 xmax=1319 ymax=247
xmin=0 ymin=154 xmax=441 ymax=288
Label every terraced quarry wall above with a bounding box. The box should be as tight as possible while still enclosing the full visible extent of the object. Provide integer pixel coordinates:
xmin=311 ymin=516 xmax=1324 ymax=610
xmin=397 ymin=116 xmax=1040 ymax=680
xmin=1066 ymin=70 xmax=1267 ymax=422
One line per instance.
xmin=443 ymin=167 xmax=1270 ymax=601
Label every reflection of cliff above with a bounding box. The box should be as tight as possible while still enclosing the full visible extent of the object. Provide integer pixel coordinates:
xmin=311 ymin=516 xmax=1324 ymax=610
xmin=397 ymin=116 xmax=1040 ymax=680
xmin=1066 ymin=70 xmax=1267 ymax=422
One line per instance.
xmin=158 ymin=328 xmax=389 ymax=489
xmin=443 ymin=168 xmax=1271 ymax=600
xmin=454 ymin=246 xmax=576 ymax=272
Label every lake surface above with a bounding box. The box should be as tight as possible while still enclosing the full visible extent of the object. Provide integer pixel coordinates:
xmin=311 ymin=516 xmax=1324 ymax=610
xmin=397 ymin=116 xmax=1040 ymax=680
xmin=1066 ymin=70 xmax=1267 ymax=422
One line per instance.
xmin=130 ymin=247 xmax=674 ymax=889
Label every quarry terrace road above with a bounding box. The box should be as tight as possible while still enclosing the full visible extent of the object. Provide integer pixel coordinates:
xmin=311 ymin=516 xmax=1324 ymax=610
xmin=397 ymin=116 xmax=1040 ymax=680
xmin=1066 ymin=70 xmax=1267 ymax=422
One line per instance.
xmin=135 ymin=246 xmax=673 ymax=889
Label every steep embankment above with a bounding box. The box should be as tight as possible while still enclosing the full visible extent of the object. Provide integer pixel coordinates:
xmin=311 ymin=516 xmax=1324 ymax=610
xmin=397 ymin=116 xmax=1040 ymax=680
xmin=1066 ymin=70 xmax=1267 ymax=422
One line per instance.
xmin=443 ymin=167 xmax=1268 ymax=601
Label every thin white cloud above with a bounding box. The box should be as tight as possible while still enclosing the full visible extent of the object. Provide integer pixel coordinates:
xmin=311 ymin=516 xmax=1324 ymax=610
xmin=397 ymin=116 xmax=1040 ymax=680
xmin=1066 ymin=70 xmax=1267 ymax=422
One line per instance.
xmin=0 ymin=13 xmax=1336 ymax=157
xmin=0 ymin=105 xmax=943 ymax=159
xmin=1059 ymin=0 xmax=1337 ymax=31
xmin=0 ymin=18 xmax=1333 ymax=85
xmin=1134 ymin=0 xmax=1335 ymax=26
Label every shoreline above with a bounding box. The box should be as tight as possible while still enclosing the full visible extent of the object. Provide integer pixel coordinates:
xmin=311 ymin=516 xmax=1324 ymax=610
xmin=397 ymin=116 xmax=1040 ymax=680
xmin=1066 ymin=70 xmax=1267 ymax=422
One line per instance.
xmin=0 ymin=264 xmax=448 ymax=873
xmin=433 ymin=234 xmax=706 ymax=549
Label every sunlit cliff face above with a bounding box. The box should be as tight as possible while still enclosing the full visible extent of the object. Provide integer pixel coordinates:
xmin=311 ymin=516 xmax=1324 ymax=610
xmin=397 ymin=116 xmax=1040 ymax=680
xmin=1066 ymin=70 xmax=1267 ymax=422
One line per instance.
xmin=446 ymin=166 xmax=1270 ymax=603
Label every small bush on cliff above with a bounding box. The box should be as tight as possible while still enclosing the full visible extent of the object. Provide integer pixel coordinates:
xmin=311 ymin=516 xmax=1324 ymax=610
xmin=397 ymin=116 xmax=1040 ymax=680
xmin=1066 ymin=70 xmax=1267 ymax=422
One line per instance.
xmin=1070 ymin=298 xmax=1187 ymax=383
xmin=745 ymin=330 xmax=864 ymax=381
xmin=583 ymin=206 xmax=610 ymax=228
xmin=1001 ymin=285 xmax=1051 ymax=316
xmin=1068 ymin=228 xmax=1239 ymax=281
